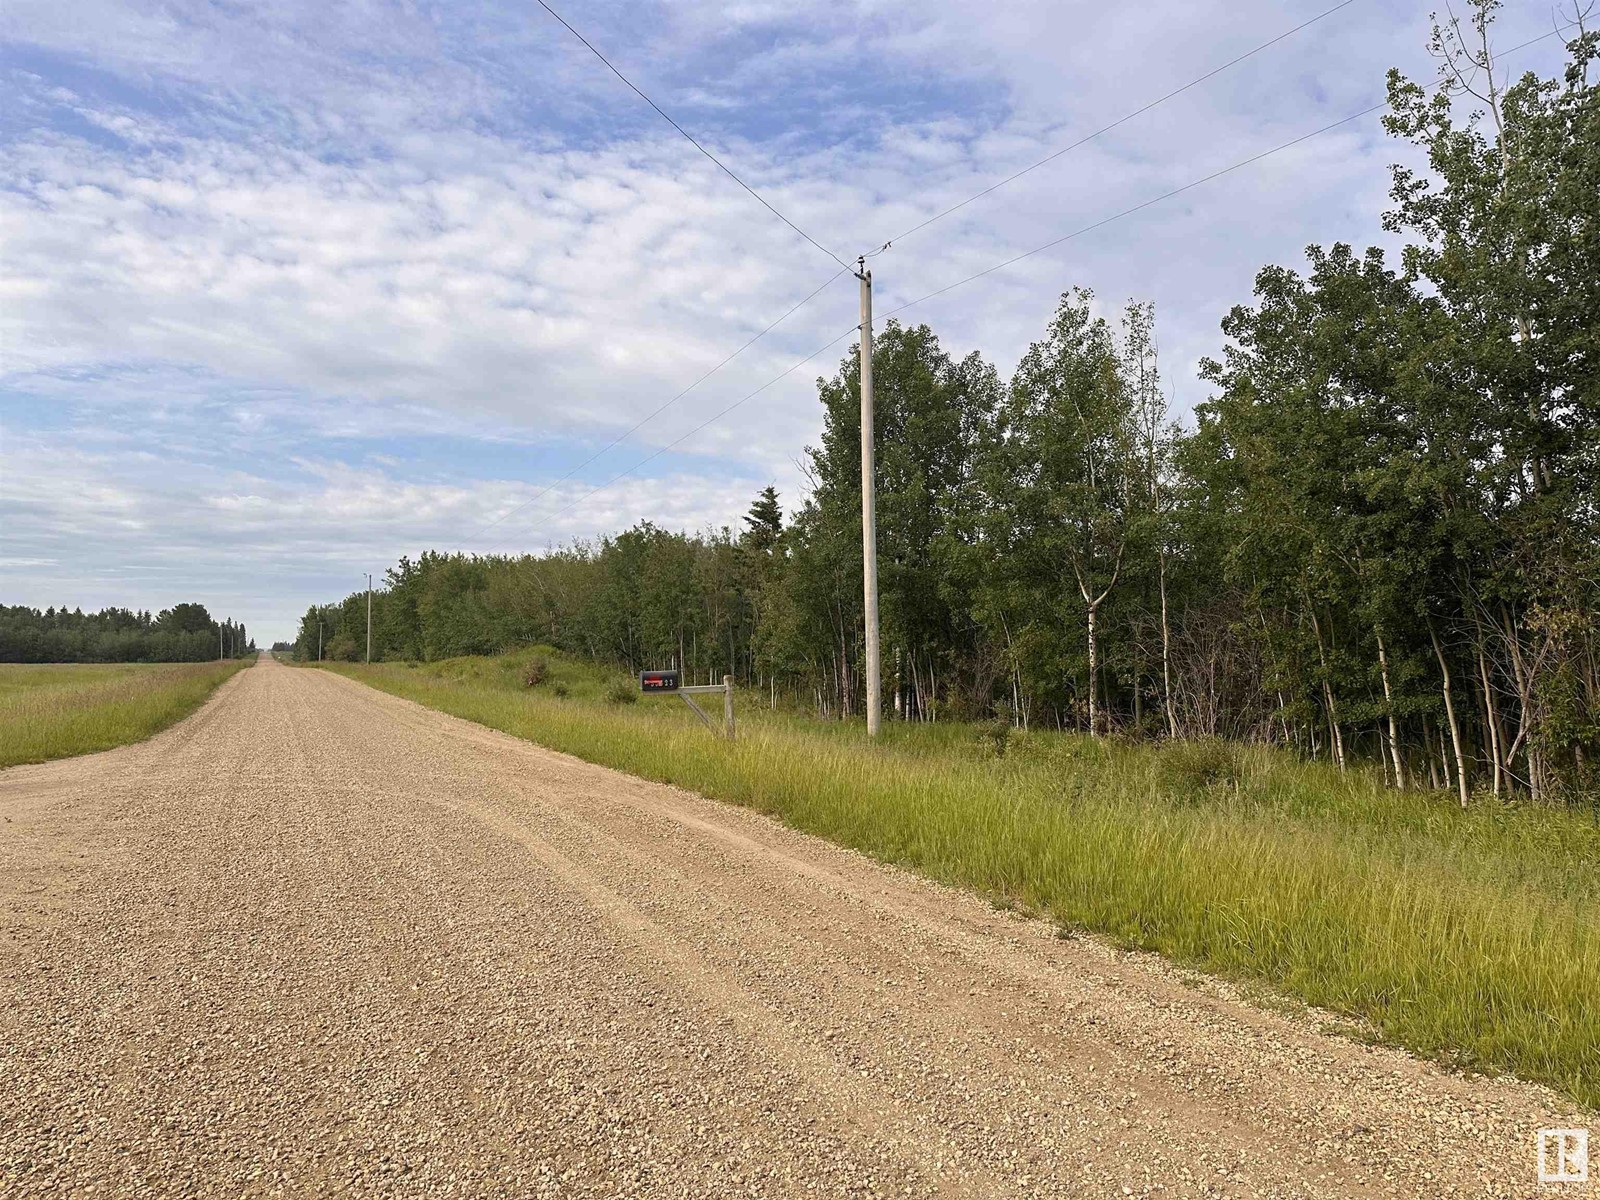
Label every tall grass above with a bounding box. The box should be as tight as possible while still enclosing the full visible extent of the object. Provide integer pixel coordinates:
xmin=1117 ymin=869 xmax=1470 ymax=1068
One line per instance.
xmin=0 ymin=660 xmax=250 ymax=769
xmin=323 ymin=649 xmax=1600 ymax=1108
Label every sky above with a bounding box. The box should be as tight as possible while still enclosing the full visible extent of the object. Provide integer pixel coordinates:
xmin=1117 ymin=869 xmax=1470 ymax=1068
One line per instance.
xmin=0 ymin=0 xmax=1572 ymax=644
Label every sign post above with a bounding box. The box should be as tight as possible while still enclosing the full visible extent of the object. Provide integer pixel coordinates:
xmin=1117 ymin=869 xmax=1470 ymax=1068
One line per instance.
xmin=639 ymin=670 xmax=735 ymax=739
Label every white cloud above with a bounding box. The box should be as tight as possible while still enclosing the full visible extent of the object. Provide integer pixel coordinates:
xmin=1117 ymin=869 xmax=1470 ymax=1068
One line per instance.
xmin=0 ymin=423 xmax=767 ymax=641
xmin=0 ymin=116 xmax=855 ymax=466
xmin=0 ymin=0 xmax=1577 ymax=641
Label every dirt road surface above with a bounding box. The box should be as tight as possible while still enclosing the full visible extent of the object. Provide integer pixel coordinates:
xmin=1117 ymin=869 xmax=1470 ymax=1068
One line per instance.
xmin=0 ymin=656 xmax=1588 ymax=1198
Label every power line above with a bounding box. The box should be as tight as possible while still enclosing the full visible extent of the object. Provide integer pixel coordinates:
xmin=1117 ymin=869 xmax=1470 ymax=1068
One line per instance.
xmin=533 ymin=0 xmax=851 ymax=271
xmin=477 ymin=114 xmax=1398 ymax=552
xmin=491 ymin=101 xmax=1373 ymax=554
xmin=467 ymin=268 xmax=849 ymax=544
xmin=487 ymin=25 xmax=1573 ymax=553
xmin=881 ymin=108 xmax=1384 ymax=320
xmin=880 ymin=24 xmax=1571 ymax=323
xmin=476 ymin=0 xmax=1358 ymax=547
xmin=862 ymin=0 xmax=1361 ymax=257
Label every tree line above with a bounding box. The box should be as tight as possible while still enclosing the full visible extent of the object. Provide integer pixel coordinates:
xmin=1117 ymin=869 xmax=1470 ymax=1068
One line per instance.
xmin=0 ymin=603 xmax=255 ymax=663
xmin=300 ymin=10 xmax=1597 ymax=804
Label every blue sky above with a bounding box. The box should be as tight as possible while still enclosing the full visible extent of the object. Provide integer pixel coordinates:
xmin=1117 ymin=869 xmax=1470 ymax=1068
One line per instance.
xmin=0 ymin=0 xmax=1571 ymax=643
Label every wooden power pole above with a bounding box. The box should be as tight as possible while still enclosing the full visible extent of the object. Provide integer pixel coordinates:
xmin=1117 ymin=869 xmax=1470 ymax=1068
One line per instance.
xmin=857 ymin=257 xmax=881 ymax=738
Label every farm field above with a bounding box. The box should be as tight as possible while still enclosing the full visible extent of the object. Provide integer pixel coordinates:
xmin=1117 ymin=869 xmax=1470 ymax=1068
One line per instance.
xmin=317 ymin=647 xmax=1600 ymax=1109
xmin=0 ymin=660 xmax=251 ymax=769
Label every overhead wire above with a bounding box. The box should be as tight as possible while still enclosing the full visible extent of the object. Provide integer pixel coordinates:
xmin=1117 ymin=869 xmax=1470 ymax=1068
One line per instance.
xmin=860 ymin=0 xmax=1361 ymax=257
xmin=481 ymin=23 xmax=1575 ymax=552
xmin=459 ymin=1 xmax=857 ymax=549
xmin=874 ymin=24 xmax=1572 ymax=322
xmin=532 ymin=0 xmax=851 ymax=270
xmin=881 ymin=109 xmax=1381 ymax=319
xmin=478 ymin=0 xmax=1358 ymax=547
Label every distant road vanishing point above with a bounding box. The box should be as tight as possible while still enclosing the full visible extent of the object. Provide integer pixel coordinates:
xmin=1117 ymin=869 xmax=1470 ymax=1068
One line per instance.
xmin=0 ymin=655 xmax=1582 ymax=1197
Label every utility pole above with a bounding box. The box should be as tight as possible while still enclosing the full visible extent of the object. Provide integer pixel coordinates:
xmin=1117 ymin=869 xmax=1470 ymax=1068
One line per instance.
xmin=317 ymin=618 xmax=323 ymax=662
xmin=364 ymin=574 xmax=373 ymax=665
xmin=219 ymin=627 xmax=224 ymax=661
xmin=857 ymin=257 xmax=882 ymax=738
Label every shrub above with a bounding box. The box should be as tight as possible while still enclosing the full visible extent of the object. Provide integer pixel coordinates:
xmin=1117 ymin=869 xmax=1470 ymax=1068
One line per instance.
xmin=551 ymin=682 xmax=570 ymax=699
xmin=605 ymin=678 xmax=638 ymax=705
xmin=1159 ymin=738 xmax=1246 ymax=798
xmin=980 ymin=701 xmax=1012 ymax=758
xmin=522 ymin=657 xmax=549 ymax=688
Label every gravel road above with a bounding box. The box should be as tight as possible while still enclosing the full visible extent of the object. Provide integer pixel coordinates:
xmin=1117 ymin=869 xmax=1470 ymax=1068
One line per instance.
xmin=0 ymin=655 xmax=1590 ymax=1198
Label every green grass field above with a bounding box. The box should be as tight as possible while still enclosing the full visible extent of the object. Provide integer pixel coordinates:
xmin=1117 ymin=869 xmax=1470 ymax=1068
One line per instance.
xmin=0 ymin=660 xmax=252 ymax=769
xmin=317 ymin=647 xmax=1600 ymax=1108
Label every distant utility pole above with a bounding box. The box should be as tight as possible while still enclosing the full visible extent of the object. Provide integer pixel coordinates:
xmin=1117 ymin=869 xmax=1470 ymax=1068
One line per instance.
xmin=857 ymin=257 xmax=882 ymax=739
xmin=364 ymin=574 xmax=373 ymax=664
xmin=219 ymin=627 xmax=224 ymax=661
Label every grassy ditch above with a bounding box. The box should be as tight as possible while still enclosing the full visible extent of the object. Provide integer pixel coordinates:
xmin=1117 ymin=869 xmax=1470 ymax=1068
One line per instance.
xmin=0 ymin=659 xmax=252 ymax=769
xmin=319 ymin=648 xmax=1600 ymax=1108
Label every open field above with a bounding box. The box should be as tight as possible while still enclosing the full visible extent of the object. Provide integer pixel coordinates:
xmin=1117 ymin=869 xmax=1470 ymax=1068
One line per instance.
xmin=0 ymin=660 xmax=252 ymax=769
xmin=317 ymin=647 xmax=1600 ymax=1108
xmin=3 ymin=655 xmax=1588 ymax=1197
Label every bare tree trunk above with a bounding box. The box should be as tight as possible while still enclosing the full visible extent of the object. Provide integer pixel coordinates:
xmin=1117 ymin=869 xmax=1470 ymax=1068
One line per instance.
xmin=999 ymin=613 xmax=1021 ymax=726
xmin=1159 ymin=550 xmax=1176 ymax=738
xmin=1326 ymin=684 xmax=1346 ymax=769
xmin=1074 ymin=541 xmax=1124 ymax=739
xmin=1423 ymin=712 xmax=1441 ymax=790
xmin=1309 ymin=605 xmax=1346 ymax=771
xmin=1500 ymin=605 xmax=1538 ymax=800
xmin=1086 ymin=601 xmax=1100 ymax=735
xmin=1473 ymin=632 xmax=1504 ymax=797
xmin=1430 ymin=623 xmax=1470 ymax=808
xmin=1376 ymin=629 xmax=1407 ymax=788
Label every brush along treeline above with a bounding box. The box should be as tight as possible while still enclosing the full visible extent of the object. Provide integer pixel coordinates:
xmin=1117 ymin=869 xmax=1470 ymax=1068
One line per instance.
xmin=302 ymin=9 xmax=1599 ymax=807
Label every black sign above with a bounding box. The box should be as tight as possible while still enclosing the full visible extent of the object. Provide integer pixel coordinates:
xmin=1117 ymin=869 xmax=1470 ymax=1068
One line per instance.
xmin=639 ymin=669 xmax=681 ymax=693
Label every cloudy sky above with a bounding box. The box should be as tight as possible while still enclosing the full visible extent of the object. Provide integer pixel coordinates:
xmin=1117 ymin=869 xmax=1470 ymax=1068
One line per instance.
xmin=0 ymin=0 xmax=1568 ymax=643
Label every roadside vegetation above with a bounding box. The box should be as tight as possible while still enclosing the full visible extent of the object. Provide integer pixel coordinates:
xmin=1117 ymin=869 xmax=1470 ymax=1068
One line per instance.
xmin=319 ymin=647 xmax=1600 ymax=1108
xmin=300 ymin=10 xmax=1597 ymax=812
xmin=0 ymin=660 xmax=252 ymax=769
xmin=296 ymin=6 xmax=1597 ymax=1104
